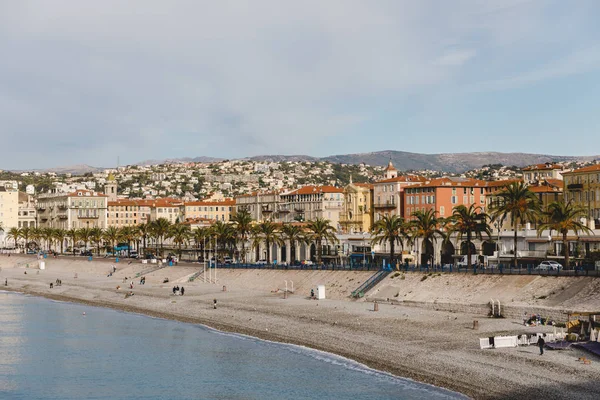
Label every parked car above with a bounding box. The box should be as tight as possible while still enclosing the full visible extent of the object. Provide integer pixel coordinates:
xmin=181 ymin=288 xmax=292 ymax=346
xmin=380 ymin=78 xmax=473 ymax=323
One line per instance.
xmin=223 ymin=257 xmax=232 ymax=265
xmin=302 ymin=260 xmax=314 ymax=266
xmin=129 ymin=251 xmax=139 ymax=259
xmin=536 ymin=261 xmax=563 ymax=271
xmin=255 ymin=259 xmax=268 ymax=265
xmin=80 ymin=250 xmax=93 ymax=257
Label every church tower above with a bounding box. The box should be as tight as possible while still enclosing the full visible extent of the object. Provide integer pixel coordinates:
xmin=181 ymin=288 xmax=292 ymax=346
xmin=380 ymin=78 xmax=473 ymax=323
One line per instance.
xmin=104 ymin=173 xmax=118 ymax=202
xmin=384 ymin=159 xmax=398 ymax=179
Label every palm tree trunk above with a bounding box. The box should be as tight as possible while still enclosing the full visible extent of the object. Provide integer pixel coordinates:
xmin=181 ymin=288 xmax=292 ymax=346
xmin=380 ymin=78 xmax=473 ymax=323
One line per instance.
xmin=389 ymin=238 xmax=394 ymax=269
xmin=563 ymin=232 xmax=569 ymax=269
xmin=467 ymin=232 xmax=473 ymax=269
xmin=513 ymin=223 xmax=518 ymax=268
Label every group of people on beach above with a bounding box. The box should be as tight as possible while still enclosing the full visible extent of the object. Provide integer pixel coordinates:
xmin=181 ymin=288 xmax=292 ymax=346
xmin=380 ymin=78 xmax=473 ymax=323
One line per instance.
xmin=172 ymin=285 xmax=185 ymax=296
xmin=139 ymin=276 xmax=146 ymax=285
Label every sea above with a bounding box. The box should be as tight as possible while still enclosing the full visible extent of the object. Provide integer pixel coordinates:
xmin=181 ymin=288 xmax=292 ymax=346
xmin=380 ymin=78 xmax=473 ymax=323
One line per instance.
xmin=0 ymin=291 xmax=465 ymax=399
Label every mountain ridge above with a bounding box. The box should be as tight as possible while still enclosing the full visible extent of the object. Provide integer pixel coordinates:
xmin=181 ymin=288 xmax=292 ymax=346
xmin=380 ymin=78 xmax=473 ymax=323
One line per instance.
xmin=7 ymin=151 xmax=600 ymax=175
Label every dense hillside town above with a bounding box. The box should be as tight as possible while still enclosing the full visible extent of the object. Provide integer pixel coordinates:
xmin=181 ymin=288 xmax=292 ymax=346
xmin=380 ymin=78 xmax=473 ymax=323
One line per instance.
xmin=1 ymin=158 xmax=600 ymax=268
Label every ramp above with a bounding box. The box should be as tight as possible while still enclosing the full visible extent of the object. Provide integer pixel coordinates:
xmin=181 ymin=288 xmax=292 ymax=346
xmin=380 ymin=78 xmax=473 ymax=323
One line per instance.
xmin=351 ymin=269 xmax=392 ymax=298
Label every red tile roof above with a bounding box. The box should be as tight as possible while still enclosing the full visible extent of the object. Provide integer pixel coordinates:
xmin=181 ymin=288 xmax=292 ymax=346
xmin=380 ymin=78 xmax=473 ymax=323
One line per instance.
xmin=564 ymin=164 xmax=600 ymax=174
xmin=185 ymin=199 xmax=235 ymax=206
xmin=522 ymin=163 xmax=563 ymax=171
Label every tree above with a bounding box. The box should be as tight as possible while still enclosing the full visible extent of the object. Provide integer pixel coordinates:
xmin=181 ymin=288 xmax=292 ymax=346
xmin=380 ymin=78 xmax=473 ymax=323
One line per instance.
xmin=103 ymin=226 xmax=121 ymax=256
xmin=306 ymin=218 xmax=338 ymax=264
xmin=54 ymin=229 xmax=67 ymax=254
xmin=191 ymin=227 xmax=211 ymax=262
xmin=410 ymin=209 xmax=445 ymax=266
xmin=490 ymin=182 xmax=541 ymax=267
xmin=280 ymin=223 xmax=307 ymax=263
xmin=19 ymin=227 xmax=32 ymax=251
xmin=120 ymin=226 xmax=139 ymax=258
xmin=211 ymin=221 xmax=235 ymax=260
xmin=6 ymin=227 xmax=21 ymax=249
xmin=137 ymin=223 xmax=151 ymax=256
xmin=170 ymin=223 xmax=191 ymax=258
xmin=448 ymin=205 xmax=491 ymax=269
xmin=150 ymin=218 xmax=171 ymax=256
xmin=371 ymin=215 xmax=409 ymax=268
xmin=251 ymin=221 xmax=283 ymax=264
xmin=77 ymin=227 xmax=92 ymax=253
xmin=89 ymin=227 xmax=103 ymax=256
xmin=537 ymin=201 xmax=592 ymax=269
xmin=66 ymin=229 xmax=78 ymax=256
xmin=231 ymin=210 xmax=253 ymax=263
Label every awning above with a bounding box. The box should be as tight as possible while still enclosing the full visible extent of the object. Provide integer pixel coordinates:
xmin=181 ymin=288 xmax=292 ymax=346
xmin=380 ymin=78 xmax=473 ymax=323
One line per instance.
xmin=578 ymin=237 xmax=600 ymax=242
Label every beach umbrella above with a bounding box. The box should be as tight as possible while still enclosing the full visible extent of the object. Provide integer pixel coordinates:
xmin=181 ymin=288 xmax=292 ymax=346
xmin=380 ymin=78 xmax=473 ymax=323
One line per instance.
xmin=591 ymin=329 xmax=596 ymax=342
xmin=580 ymin=322 xmax=586 ymax=337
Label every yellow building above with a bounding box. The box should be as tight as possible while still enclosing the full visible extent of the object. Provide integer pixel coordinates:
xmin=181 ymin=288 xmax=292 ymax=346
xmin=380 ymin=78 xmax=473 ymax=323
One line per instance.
xmin=184 ymin=199 xmax=235 ymax=222
xmin=107 ymin=199 xmax=150 ymax=228
xmin=563 ymin=164 xmax=600 ymax=228
xmin=339 ymin=181 xmax=373 ymax=233
xmin=0 ymin=182 xmax=19 ymax=232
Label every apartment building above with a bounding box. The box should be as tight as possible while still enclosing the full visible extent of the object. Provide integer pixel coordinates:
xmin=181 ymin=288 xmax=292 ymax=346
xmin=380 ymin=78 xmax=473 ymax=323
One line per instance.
xmin=339 ymin=181 xmax=373 ymax=233
xmin=373 ymin=175 xmax=425 ymax=220
xmin=36 ymin=189 xmax=108 ymax=230
xmin=149 ymin=198 xmax=185 ymax=224
xmin=562 ymin=164 xmax=600 ymax=228
xmin=403 ymin=177 xmax=504 ymax=220
xmin=235 ymin=191 xmax=281 ymax=222
xmin=184 ymin=199 xmax=235 ymax=222
xmin=0 ymin=182 xmax=19 ymax=232
xmin=522 ymin=163 xmax=565 ymax=183
xmin=18 ymin=192 xmax=36 ymax=228
xmin=107 ymin=199 xmax=150 ymax=228
xmin=278 ymin=186 xmax=344 ymax=228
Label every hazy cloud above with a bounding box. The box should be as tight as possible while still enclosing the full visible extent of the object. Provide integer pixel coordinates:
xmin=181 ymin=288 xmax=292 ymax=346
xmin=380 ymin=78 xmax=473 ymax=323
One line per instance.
xmin=0 ymin=0 xmax=599 ymax=169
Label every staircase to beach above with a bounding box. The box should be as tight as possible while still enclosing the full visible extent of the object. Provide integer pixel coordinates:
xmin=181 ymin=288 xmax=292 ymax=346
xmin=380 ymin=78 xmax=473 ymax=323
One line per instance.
xmin=351 ymin=269 xmax=392 ymax=298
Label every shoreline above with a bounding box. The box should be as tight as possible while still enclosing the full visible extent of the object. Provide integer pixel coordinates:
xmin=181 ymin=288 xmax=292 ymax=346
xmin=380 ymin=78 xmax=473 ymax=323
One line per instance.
xmin=2 ymin=257 xmax=600 ymax=399
xmin=1 ymin=286 xmax=467 ymax=397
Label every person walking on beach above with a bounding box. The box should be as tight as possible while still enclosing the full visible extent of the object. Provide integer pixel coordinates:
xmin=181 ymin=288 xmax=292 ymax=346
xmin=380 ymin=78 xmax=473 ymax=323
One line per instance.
xmin=180 ymin=286 xmax=185 ymax=296
xmin=537 ymin=335 xmax=545 ymax=355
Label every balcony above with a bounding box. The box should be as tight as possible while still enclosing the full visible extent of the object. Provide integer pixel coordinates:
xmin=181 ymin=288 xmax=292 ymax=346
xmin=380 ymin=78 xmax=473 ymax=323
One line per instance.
xmin=58 ymin=204 xmax=68 ymax=210
xmin=78 ymin=215 xmax=100 ymax=219
xmin=567 ymin=183 xmax=584 ymax=190
xmin=373 ymin=202 xmax=397 ymax=209
xmin=58 ymin=214 xmax=68 ymax=220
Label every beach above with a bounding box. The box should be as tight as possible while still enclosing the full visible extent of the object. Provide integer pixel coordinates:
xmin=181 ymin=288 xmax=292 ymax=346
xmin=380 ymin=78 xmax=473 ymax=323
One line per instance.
xmin=2 ymin=255 xmax=600 ymax=400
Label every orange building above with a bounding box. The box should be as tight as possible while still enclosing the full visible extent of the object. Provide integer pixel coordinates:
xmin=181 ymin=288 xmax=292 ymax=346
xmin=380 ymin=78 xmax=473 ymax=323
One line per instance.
xmin=184 ymin=199 xmax=236 ymax=222
xmin=403 ymin=177 xmax=512 ymax=220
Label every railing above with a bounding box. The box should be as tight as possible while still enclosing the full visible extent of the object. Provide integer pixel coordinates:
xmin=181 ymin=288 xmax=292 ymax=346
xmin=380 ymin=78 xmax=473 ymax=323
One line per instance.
xmin=351 ymin=268 xmax=392 ymax=298
xmin=373 ymin=202 xmax=396 ymax=208
xmin=567 ymin=183 xmax=583 ymax=190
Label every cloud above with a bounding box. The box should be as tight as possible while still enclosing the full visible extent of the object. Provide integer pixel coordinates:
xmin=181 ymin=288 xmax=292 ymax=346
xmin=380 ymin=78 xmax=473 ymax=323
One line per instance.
xmin=0 ymin=1 xmax=598 ymax=168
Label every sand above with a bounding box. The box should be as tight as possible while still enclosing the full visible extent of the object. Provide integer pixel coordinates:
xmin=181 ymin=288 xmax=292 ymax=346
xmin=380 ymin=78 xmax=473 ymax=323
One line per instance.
xmin=2 ymin=254 xmax=600 ymax=400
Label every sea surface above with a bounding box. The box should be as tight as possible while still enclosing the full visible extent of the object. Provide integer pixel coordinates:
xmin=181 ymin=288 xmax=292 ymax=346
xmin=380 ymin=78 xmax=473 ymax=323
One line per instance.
xmin=0 ymin=291 xmax=464 ymax=399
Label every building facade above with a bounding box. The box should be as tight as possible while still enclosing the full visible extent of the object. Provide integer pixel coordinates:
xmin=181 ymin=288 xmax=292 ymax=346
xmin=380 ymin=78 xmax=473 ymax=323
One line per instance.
xmin=278 ymin=186 xmax=344 ymax=228
xmin=522 ymin=163 xmax=565 ymax=184
xmin=18 ymin=192 xmax=37 ymax=229
xmin=235 ymin=192 xmax=281 ymax=222
xmin=0 ymin=182 xmax=19 ymax=237
xmin=36 ymin=189 xmax=108 ymax=230
xmin=562 ymin=164 xmax=600 ymax=228
xmin=339 ymin=182 xmax=373 ymax=233
xmin=184 ymin=199 xmax=235 ymax=222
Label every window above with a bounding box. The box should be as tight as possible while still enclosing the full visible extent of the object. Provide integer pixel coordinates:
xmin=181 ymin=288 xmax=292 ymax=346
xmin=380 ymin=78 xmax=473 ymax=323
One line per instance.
xmin=439 ymin=206 xmax=445 ymax=216
xmin=463 ymin=196 xmax=468 ymax=204
xmin=451 ymin=196 xmax=457 ymax=204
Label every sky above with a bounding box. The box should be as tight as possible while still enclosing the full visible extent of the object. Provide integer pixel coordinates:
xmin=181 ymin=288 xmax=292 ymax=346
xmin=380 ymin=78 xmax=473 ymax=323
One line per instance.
xmin=1 ymin=0 xmax=599 ymax=170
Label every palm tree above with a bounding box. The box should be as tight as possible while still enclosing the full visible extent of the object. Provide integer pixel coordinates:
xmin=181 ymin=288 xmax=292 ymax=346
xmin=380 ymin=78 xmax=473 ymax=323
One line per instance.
xmin=490 ymin=182 xmax=541 ymax=267
xmin=20 ymin=227 xmax=32 ymax=252
xmin=306 ymin=218 xmax=338 ymax=265
xmin=89 ymin=227 xmax=103 ymax=256
xmin=54 ymin=228 xmax=67 ymax=254
xmin=371 ymin=215 xmax=409 ymax=268
xmin=137 ymin=223 xmax=151 ymax=256
xmin=231 ymin=210 xmax=254 ymax=263
xmin=7 ymin=227 xmax=21 ymax=249
xmin=170 ymin=223 xmax=191 ymax=258
xmin=280 ymin=223 xmax=307 ymax=263
xmin=119 ymin=226 xmax=139 ymax=258
xmin=537 ymin=201 xmax=593 ymax=269
xmin=251 ymin=221 xmax=283 ymax=264
xmin=191 ymin=227 xmax=211 ymax=262
xmin=410 ymin=209 xmax=445 ymax=267
xmin=448 ymin=205 xmax=491 ymax=269
xmin=40 ymin=227 xmax=55 ymax=252
xmin=103 ymin=226 xmax=121 ymax=256
xmin=211 ymin=221 xmax=235 ymax=260
xmin=66 ymin=229 xmax=78 ymax=256
xmin=78 ymin=227 xmax=92 ymax=254
xmin=150 ymin=218 xmax=171 ymax=256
